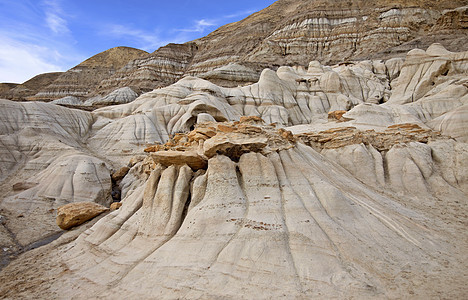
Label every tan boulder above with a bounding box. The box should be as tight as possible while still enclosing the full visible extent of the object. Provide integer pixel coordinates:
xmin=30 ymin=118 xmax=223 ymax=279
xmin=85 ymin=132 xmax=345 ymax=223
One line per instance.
xmin=239 ymin=116 xmax=264 ymax=124
xmin=203 ymin=133 xmax=268 ymax=159
xmin=187 ymin=127 xmax=217 ymax=142
xmin=110 ymin=202 xmax=122 ymax=211
xmin=151 ymin=150 xmax=208 ymax=170
xmin=111 ymin=166 xmax=130 ymax=181
xmin=217 ymin=124 xmax=236 ymax=133
xmin=56 ymin=202 xmax=109 ymax=230
xmin=328 ymin=110 xmax=348 ymax=121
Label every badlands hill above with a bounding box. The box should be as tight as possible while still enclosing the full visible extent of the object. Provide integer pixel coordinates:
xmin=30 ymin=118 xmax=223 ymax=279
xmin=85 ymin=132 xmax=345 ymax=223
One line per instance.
xmin=1 ymin=0 xmax=467 ymax=100
xmin=0 ymin=0 xmax=467 ymax=299
xmin=0 ymin=41 xmax=467 ymax=298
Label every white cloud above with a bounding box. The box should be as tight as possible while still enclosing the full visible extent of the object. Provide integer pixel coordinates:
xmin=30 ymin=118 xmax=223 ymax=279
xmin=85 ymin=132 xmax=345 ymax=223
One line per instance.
xmin=223 ymin=9 xmax=256 ymax=20
xmin=177 ymin=19 xmax=217 ymax=33
xmin=45 ymin=12 xmax=69 ymax=34
xmin=102 ymin=24 xmax=188 ymax=52
xmin=175 ymin=9 xmax=256 ymax=34
xmin=0 ymin=37 xmax=64 ymax=83
xmin=0 ymin=0 xmax=84 ymax=83
xmin=42 ymin=0 xmax=70 ymax=35
xmin=105 ymin=25 xmax=164 ymax=51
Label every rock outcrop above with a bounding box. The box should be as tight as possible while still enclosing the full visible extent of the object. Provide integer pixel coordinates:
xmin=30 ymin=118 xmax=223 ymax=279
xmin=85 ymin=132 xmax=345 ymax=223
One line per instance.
xmin=93 ymin=0 xmax=468 ymax=93
xmin=0 ymin=42 xmax=467 ymax=298
xmin=96 ymin=43 xmax=198 ymax=95
xmin=30 ymin=47 xmax=147 ymax=101
xmin=0 ymin=72 xmax=62 ymax=101
xmin=56 ymin=202 xmax=109 ymax=230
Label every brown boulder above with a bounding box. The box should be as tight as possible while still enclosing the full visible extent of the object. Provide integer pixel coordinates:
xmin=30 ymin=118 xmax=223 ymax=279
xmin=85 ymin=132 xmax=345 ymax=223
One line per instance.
xmin=328 ymin=110 xmax=348 ymax=121
xmin=111 ymin=166 xmax=130 ymax=181
xmin=239 ymin=116 xmax=264 ymax=124
xmin=110 ymin=202 xmax=122 ymax=211
xmin=203 ymin=134 xmax=268 ymax=159
xmin=151 ymin=150 xmax=208 ymax=170
xmin=56 ymin=202 xmax=109 ymax=230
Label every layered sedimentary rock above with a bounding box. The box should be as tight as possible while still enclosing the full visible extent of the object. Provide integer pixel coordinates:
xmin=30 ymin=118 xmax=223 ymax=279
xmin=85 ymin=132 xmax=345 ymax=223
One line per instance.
xmin=30 ymin=47 xmax=147 ymax=101
xmin=95 ymin=0 xmax=468 ymax=93
xmin=84 ymin=87 xmax=139 ymax=106
xmin=3 ymin=0 xmax=466 ymax=102
xmin=96 ymin=43 xmax=198 ymax=95
xmin=0 ymin=72 xmax=62 ymax=101
xmin=0 ymin=44 xmax=467 ymax=298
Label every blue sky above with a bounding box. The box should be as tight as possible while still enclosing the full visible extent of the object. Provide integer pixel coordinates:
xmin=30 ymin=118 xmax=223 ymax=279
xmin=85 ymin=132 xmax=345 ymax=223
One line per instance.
xmin=0 ymin=0 xmax=276 ymax=83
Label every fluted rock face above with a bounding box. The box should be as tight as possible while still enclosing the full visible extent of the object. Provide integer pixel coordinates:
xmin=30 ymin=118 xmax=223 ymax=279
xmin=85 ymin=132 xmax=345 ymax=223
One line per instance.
xmin=0 ymin=100 xmax=112 ymax=246
xmin=31 ymin=47 xmax=147 ymax=101
xmin=1 ymin=123 xmax=467 ymax=298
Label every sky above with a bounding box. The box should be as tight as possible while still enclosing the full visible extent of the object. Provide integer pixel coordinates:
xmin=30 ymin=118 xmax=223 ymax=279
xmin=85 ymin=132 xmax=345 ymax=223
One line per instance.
xmin=0 ymin=0 xmax=276 ymax=83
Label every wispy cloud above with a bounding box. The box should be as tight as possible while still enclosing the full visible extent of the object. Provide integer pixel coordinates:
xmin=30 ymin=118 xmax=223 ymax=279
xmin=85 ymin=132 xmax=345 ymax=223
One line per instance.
xmin=175 ymin=8 xmax=256 ymax=34
xmin=0 ymin=36 xmax=63 ymax=82
xmin=177 ymin=19 xmax=217 ymax=33
xmin=0 ymin=0 xmax=84 ymax=83
xmin=104 ymin=24 xmax=165 ymax=51
xmin=223 ymin=9 xmax=256 ymax=20
xmin=42 ymin=0 xmax=70 ymax=35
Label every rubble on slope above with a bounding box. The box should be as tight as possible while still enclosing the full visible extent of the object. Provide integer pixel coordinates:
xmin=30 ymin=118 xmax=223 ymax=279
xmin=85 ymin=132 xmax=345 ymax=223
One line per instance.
xmin=143 ymin=116 xmax=296 ymax=169
xmin=297 ymin=123 xmax=445 ymax=151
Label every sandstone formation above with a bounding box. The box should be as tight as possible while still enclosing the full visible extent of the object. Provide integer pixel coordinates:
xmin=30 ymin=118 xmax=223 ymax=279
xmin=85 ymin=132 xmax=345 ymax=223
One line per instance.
xmin=30 ymin=47 xmax=147 ymax=101
xmin=56 ymin=202 xmax=108 ymax=230
xmin=89 ymin=0 xmax=467 ymax=94
xmin=0 ymin=20 xmax=467 ymax=298
xmin=0 ymin=72 xmax=62 ymax=101
xmin=96 ymin=43 xmax=198 ymax=95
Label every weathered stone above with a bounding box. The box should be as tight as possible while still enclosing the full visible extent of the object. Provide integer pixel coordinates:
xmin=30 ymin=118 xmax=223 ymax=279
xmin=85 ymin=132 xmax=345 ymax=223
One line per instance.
xmin=328 ymin=110 xmax=347 ymax=121
xmin=12 ymin=182 xmax=38 ymax=191
xmin=217 ymin=124 xmax=236 ymax=133
xmin=239 ymin=116 xmax=264 ymax=124
xmin=110 ymin=202 xmax=122 ymax=211
xmin=151 ymin=151 xmax=207 ymax=170
xmin=111 ymin=167 xmax=130 ymax=182
xmin=203 ymin=134 xmax=268 ymax=159
xmin=56 ymin=202 xmax=108 ymax=230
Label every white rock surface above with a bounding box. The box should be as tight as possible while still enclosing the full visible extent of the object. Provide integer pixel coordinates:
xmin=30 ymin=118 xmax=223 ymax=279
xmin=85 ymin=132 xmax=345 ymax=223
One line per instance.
xmin=85 ymin=87 xmax=138 ymax=106
xmin=0 ymin=44 xmax=467 ymax=299
xmin=51 ymin=96 xmax=83 ymax=106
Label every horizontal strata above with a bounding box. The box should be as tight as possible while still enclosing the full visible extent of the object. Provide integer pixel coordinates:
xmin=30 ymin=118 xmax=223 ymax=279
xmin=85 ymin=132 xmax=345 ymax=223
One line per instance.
xmin=2 ymin=2 xmax=466 ymax=101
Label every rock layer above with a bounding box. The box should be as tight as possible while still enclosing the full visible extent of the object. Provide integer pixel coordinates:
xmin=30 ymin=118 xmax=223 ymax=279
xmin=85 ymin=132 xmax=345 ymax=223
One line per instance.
xmin=2 ymin=1 xmax=467 ymax=101
xmin=30 ymin=47 xmax=147 ymax=101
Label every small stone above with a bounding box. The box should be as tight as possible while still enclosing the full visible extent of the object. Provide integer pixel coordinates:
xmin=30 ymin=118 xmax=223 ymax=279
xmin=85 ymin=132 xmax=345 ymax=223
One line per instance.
xmin=328 ymin=110 xmax=348 ymax=121
xmin=110 ymin=202 xmax=122 ymax=211
xmin=111 ymin=166 xmax=130 ymax=181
